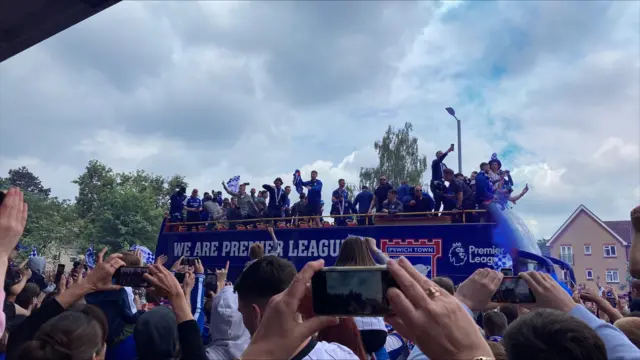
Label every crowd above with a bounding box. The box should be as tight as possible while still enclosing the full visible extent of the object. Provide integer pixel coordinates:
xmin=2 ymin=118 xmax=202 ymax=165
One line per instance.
xmin=0 ymin=187 xmax=639 ymax=360
xmin=167 ymin=145 xmax=530 ymax=231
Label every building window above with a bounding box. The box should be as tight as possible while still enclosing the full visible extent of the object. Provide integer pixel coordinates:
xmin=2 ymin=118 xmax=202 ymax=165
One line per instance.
xmin=584 ymin=245 xmax=592 ymax=255
xmin=605 ymin=270 xmax=620 ymax=283
xmin=559 ymin=246 xmax=573 ymax=265
xmin=603 ymin=245 xmax=617 ymax=258
xmin=585 ymin=269 xmax=593 ymax=280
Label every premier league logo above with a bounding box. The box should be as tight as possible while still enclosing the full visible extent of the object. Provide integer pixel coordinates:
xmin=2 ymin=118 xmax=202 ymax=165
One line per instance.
xmin=380 ymin=239 xmax=442 ymax=278
xmin=448 ymin=242 xmax=467 ymax=266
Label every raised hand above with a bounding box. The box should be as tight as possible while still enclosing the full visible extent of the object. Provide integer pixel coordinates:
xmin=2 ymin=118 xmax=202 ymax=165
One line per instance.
xmin=454 ymin=268 xmax=503 ymax=311
xmin=155 ymin=254 xmax=168 ymax=266
xmin=241 ymin=260 xmax=338 ymax=360
xmin=170 ymin=256 xmax=184 ymax=272
xmin=520 ymin=271 xmax=576 ymax=313
xmin=384 ymin=258 xmax=492 ymax=359
xmin=194 ymin=258 xmax=205 ymax=275
xmin=216 ymin=261 xmax=230 ymax=284
xmin=0 ymin=188 xmax=28 ymax=257
xmin=84 ymin=252 xmax=126 ymax=292
xmin=143 ymin=264 xmax=184 ymax=301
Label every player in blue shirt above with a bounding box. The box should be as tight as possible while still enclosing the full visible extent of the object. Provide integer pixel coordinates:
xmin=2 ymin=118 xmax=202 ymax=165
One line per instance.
xmin=302 ymin=170 xmax=323 ymax=227
xmin=185 ymin=189 xmax=203 ymax=232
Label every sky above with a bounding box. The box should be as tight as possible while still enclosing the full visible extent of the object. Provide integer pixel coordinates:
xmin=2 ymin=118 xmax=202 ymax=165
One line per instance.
xmin=0 ymin=1 xmax=638 ymax=239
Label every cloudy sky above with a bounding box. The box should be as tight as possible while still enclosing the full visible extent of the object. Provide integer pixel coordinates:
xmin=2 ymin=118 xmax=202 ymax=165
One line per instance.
xmin=1 ymin=1 xmax=638 ymax=238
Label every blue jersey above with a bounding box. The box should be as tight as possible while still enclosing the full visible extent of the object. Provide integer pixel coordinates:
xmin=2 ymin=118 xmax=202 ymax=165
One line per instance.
xmin=186 ymin=196 xmax=202 ymax=210
xmin=170 ymin=193 xmax=187 ymax=214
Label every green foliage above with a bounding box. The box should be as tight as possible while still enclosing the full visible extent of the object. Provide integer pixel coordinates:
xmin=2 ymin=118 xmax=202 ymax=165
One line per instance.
xmin=359 ymin=122 xmax=428 ymax=190
xmin=3 ymin=162 xmax=187 ymax=256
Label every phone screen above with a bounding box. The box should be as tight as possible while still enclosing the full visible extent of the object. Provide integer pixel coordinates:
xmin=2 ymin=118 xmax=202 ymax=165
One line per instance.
xmin=174 ymin=272 xmax=185 ymax=284
xmin=181 ymin=257 xmax=197 ymax=266
xmin=491 ymin=276 xmax=536 ymax=303
xmin=112 ymin=267 xmax=149 ymax=287
xmin=54 ymin=264 xmax=65 ymax=285
xmin=312 ymin=267 xmax=397 ymax=317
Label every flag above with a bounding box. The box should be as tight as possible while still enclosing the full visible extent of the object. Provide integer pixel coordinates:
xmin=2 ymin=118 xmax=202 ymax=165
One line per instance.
xmin=29 ymin=246 xmax=38 ymax=258
xmin=85 ymin=245 xmax=96 ymax=269
xmin=292 ymin=169 xmax=304 ymax=194
xmin=130 ymin=245 xmax=155 ymax=265
xmin=226 ymin=175 xmax=240 ymax=193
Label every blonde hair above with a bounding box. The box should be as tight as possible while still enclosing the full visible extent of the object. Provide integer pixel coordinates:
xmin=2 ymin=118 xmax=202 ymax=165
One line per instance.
xmin=249 ymin=243 xmax=264 ymax=260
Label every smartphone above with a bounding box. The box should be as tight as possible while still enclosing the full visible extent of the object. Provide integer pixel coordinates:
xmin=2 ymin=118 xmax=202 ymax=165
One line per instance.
xmin=54 ymin=264 xmax=65 ymax=285
xmin=500 ymin=268 xmax=513 ymax=277
xmin=491 ymin=276 xmax=536 ymax=303
xmin=181 ymin=257 xmax=197 ymax=266
xmin=311 ymin=266 xmax=398 ymax=317
xmin=605 ymin=290 xmax=617 ymax=308
xmin=112 ymin=267 xmax=149 ymax=287
xmin=174 ymin=272 xmax=185 ymax=284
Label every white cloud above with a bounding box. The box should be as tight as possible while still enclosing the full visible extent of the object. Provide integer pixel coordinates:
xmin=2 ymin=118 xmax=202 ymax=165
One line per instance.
xmin=0 ymin=1 xmax=638 ymax=240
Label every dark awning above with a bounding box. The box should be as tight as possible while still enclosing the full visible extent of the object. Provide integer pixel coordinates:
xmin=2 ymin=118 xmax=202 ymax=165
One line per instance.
xmin=0 ymin=0 xmax=121 ymax=63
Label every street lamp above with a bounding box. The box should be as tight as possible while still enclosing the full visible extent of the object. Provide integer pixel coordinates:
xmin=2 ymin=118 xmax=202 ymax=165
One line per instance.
xmin=445 ymin=107 xmax=462 ymax=174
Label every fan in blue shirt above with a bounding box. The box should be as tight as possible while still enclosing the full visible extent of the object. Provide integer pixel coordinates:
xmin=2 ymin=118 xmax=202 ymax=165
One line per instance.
xmin=185 ymin=189 xmax=202 ymax=232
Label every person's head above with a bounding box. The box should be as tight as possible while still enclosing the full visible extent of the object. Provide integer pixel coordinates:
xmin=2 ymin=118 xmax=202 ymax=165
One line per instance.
xmin=387 ymin=189 xmax=397 ymax=201
xmin=443 ymin=168 xmax=455 ymax=182
xmin=191 ymin=189 xmax=198 ymax=198
xmin=483 ymin=311 xmax=508 ymax=338
xmin=414 ymin=185 xmax=423 ymax=198
xmin=480 ymin=162 xmax=489 ymax=173
xmin=178 ymin=186 xmax=186 ymax=195
xmin=274 ymin=177 xmax=283 ymax=187
xmin=631 ymin=279 xmax=640 ymax=299
xmin=17 ymin=305 xmax=108 ymax=360
xmin=489 ymin=160 xmax=500 ymax=172
xmin=335 ymin=191 xmax=343 ymax=201
xmin=379 ymin=176 xmax=387 ymax=186
xmin=471 ymin=171 xmax=478 ymax=180
xmin=239 ymin=183 xmax=247 ymax=193
xmin=260 ymin=190 xmax=268 ymax=199
xmin=299 ymin=193 xmax=307 ymax=203
xmin=72 ymin=261 xmax=83 ymax=272
xmin=401 ymin=180 xmax=408 ymax=185
xmin=455 ymin=173 xmax=465 ymax=181
xmin=249 ymin=243 xmax=264 ymax=260
xmin=311 ymin=170 xmax=318 ymax=180
xmin=335 ymin=237 xmax=376 ymax=267
xmin=435 ymin=150 xmax=443 ymax=158
xmin=498 ymin=304 xmax=519 ymax=325
xmin=15 ymin=283 xmax=41 ymax=310
xmin=361 ymin=185 xmax=369 ymax=191
xmin=234 ymin=256 xmax=297 ymax=335
xmin=230 ymin=197 xmax=238 ymax=207
xmin=486 ymin=341 xmax=508 ymax=360
xmin=503 ymin=309 xmax=607 ymax=360
xmin=134 ymin=306 xmax=179 ymax=360
xmin=120 ymin=251 xmax=142 ymax=267
xmin=432 ymin=276 xmax=455 ymax=295
xmin=284 ymin=186 xmax=291 ymax=194
xmin=338 ymin=179 xmax=346 ymax=188
xmin=614 ymin=317 xmax=640 ymax=348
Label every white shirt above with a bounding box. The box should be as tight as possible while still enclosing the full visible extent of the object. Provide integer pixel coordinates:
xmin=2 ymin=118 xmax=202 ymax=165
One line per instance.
xmin=304 ymin=341 xmax=359 ymax=360
xmin=354 ymin=317 xmax=387 ymax=331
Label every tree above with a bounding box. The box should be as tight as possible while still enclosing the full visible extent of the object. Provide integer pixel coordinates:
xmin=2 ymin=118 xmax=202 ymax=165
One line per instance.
xmin=72 ymin=160 xmax=185 ymax=251
xmin=359 ymin=122 xmax=428 ymax=190
xmin=2 ymin=166 xmax=51 ymax=197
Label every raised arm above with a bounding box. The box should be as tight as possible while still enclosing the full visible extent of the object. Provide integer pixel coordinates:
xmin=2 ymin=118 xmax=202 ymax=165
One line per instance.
xmin=509 ymin=184 xmax=529 ymax=204
xmin=267 ymin=227 xmax=282 ymax=256
xmin=221 ymin=181 xmax=240 ymax=197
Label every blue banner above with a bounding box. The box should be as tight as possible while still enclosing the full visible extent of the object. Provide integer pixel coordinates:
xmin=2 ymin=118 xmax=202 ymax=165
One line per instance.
xmin=156 ymin=224 xmax=509 ymax=283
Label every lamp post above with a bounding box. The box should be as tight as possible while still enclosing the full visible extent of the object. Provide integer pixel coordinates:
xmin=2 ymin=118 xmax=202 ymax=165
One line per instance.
xmin=445 ymin=107 xmax=462 ymax=174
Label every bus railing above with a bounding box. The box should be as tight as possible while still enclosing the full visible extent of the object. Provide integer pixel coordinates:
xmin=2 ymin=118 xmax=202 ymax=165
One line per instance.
xmin=162 ymin=209 xmax=487 ymax=233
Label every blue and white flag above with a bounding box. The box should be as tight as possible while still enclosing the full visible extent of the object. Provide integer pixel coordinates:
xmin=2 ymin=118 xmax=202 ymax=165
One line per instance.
xmin=493 ymin=252 xmax=513 ymax=270
xmin=292 ymin=169 xmax=304 ymax=194
xmin=85 ymin=245 xmax=96 ymax=269
xmin=29 ymin=246 xmax=38 ymax=258
xmin=226 ymin=175 xmax=240 ymax=193
xmin=130 ymin=245 xmax=155 ymax=265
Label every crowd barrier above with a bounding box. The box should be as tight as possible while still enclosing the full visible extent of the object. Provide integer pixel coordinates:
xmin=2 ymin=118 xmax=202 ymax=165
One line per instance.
xmin=162 ymin=209 xmax=487 ymax=233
